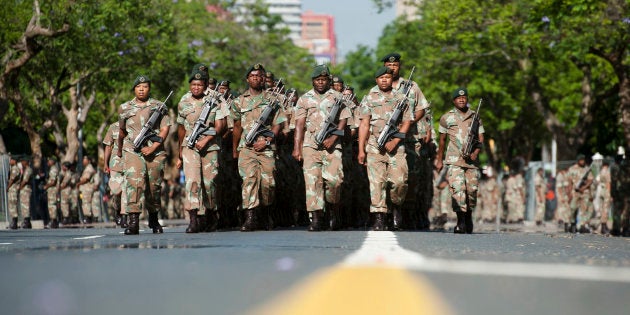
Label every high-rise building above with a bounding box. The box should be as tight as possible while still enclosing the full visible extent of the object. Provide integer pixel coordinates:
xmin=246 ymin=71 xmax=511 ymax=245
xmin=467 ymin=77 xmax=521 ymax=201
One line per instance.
xmin=233 ymin=0 xmax=303 ymax=42
xmin=297 ymin=10 xmax=337 ymax=65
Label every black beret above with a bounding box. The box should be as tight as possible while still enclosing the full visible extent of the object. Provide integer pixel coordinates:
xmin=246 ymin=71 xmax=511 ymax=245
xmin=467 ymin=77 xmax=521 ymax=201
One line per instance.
xmin=375 ymin=66 xmax=394 ymax=78
xmin=381 ymin=53 xmax=401 ymax=63
xmin=265 ymin=71 xmax=275 ymax=79
xmin=311 ymin=65 xmax=330 ymax=79
xmin=332 ymin=76 xmax=344 ymax=84
xmin=246 ymin=63 xmax=265 ymax=76
xmin=132 ymin=75 xmax=151 ymax=89
xmin=218 ymin=80 xmax=231 ymax=87
xmin=576 ymin=154 xmax=586 ymax=160
xmin=452 ymin=87 xmax=468 ymax=99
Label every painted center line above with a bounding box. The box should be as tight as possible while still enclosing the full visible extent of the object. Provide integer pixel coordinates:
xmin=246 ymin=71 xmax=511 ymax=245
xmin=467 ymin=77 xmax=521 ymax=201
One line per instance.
xmin=0 ymin=242 xmax=13 ymax=245
xmin=73 ymin=235 xmax=105 ymax=240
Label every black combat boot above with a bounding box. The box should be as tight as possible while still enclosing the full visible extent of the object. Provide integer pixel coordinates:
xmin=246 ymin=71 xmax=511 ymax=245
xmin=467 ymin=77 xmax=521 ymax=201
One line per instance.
xmin=578 ymin=224 xmax=591 ymax=234
xmin=206 ymin=211 xmax=218 ymax=232
xmin=464 ymin=211 xmax=473 ymax=234
xmin=329 ymin=204 xmax=342 ymax=231
xmin=196 ymin=214 xmax=207 ymax=233
xmin=186 ymin=210 xmax=199 ymax=233
xmin=50 ymin=219 xmax=59 ymax=229
xmin=83 ymin=216 xmax=93 ymax=224
xmin=115 ymin=213 xmax=123 ymax=226
xmin=308 ymin=210 xmax=323 ymax=232
xmin=600 ymin=223 xmax=610 ymax=235
xmin=9 ymin=217 xmax=18 ymax=230
xmin=569 ymin=223 xmax=577 ymax=233
xmin=564 ymin=223 xmax=570 ymax=233
xmin=454 ymin=212 xmax=465 ymax=234
xmin=148 ymin=211 xmax=163 ymax=234
xmin=240 ymin=208 xmax=257 ymax=232
xmin=120 ymin=215 xmax=128 ymax=228
xmin=392 ymin=206 xmax=403 ymax=231
xmin=372 ymin=212 xmax=387 ymax=231
xmin=21 ymin=217 xmax=32 ymax=229
xmin=124 ymin=213 xmax=140 ymax=235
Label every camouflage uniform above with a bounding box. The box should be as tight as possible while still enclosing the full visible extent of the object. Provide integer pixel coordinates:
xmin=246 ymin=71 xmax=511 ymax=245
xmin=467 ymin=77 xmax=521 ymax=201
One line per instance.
xmin=59 ymin=166 xmax=74 ymax=220
xmin=7 ymin=161 xmax=21 ymax=219
xmin=19 ymin=164 xmax=33 ymax=219
xmin=119 ymin=97 xmax=171 ymax=215
xmin=295 ymin=88 xmax=352 ymax=213
xmin=534 ymin=170 xmax=547 ymax=222
xmin=438 ymin=108 xmax=485 ymax=214
xmin=45 ymin=162 xmax=60 ymax=220
xmin=177 ymin=93 xmax=227 ymax=215
xmin=78 ymin=162 xmax=96 ymax=218
xmin=554 ymin=169 xmax=570 ymax=224
xmin=231 ymin=89 xmax=286 ymax=210
xmin=359 ymin=85 xmax=411 ymax=213
xmin=566 ymin=163 xmax=594 ymax=226
xmin=596 ymin=165 xmax=611 ymax=227
xmin=479 ymin=176 xmax=499 ymax=222
xmin=91 ymin=169 xmax=102 ymax=220
xmin=505 ymin=172 xmax=525 ymax=222
xmin=103 ymin=122 xmax=125 ymax=217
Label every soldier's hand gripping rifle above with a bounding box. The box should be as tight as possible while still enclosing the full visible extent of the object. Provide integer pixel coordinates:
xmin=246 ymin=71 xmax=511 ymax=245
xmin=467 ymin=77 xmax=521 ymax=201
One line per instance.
xmin=376 ymin=66 xmax=415 ymax=151
xmin=186 ymin=87 xmax=221 ymax=149
xmin=245 ymin=80 xmax=284 ymax=146
xmin=132 ymin=91 xmax=174 ymax=152
xmin=574 ymin=164 xmax=593 ymax=192
xmin=314 ymin=93 xmax=353 ymax=147
xmin=461 ymin=99 xmax=483 ymax=160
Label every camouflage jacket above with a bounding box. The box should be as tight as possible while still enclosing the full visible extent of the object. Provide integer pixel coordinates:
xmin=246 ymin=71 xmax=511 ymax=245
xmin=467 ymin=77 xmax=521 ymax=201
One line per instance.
xmin=295 ymin=88 xmax=352 ymax=150
xmin=177 ymin=93 xmax=227 ymax=152
xmin=438 ymin=108 xmax=485 ymax=169
xmin=119 ymin=97 xmax=171 ymax=155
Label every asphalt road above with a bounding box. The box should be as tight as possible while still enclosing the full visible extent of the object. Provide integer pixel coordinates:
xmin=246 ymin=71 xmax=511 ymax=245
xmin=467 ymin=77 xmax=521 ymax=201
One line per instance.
xmin=0 ymin=224 xmax=628 ymax=315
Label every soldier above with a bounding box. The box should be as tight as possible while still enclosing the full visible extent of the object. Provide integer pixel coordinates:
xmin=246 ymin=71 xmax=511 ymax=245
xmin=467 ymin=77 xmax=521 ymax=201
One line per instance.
xmin=117 ymin=74 xmax=171 ymax=235
xmin=207 ymin=77 xmax=218 ymax=92
xmin=43 ymin=156 xmax=60 ymax=229
xmin=381 ymin=52 xmax=430 ymax=230
xmin=176 ymin=64 xmax=227 ymax=233
xmin=91 ymin=165 xmax=102 ymax=222
xmin=18 ymin=156 xmax=33 ymax=229
xmin=357 ymin=66 xmax=413 ymax=231
xmin=566 ymin=154 xmax=594 ymax=233
xmin=231 ymin=63 xmax=286 ymax=231
xmin=479 ymin=166 xmax=499 ymax=223
xmin=331 ymin=76 xmax=344 ymax=93
xmin=434 ymin=87 xmax=485 ymax=234
xmin=505 ymin=169 xmax=526 ymax=224
xmin=264 ymin=71 xmax=276 ymax=90
xmin=554 ymin=167 xmax=571 ymax=230
xmin=534 ymin=167 xmax=547 ymax=225
xmin=6 ymin=155 xmax=21 ymax=229
xmin=292 ymin=65 xmax=352 ymax=231
xmin=58 ymin=162 xmax=74 ymax=226
xmin=431 ymin=166 xmax=450 ymax=230
xmin=76 ymin=155 xmax=96 ymax=223
xmin=596 ymin=160 xmax=611 ymax=235
xmin=103 ymin=121 xmax=127 ymax=227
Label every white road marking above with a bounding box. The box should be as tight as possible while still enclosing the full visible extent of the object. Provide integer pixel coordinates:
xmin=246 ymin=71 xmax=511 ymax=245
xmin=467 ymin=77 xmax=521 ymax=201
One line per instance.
xmin=343 ymin=231 xmax=630 ymax=283
xmin=73 ymin=235 xmax=105 ymax=240
xmin=0 ymin=242 xmax=13 ymax=245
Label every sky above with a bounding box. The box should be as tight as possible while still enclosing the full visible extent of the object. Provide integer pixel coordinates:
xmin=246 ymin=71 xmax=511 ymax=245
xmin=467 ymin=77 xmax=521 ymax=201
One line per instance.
xmin=300 ymin=0 xmax=396 ymax=61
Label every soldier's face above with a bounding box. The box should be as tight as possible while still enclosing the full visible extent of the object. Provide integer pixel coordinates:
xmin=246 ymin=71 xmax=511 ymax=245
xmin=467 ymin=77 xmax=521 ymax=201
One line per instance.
xmin=384 ymin=61 xmax=400 ymax=79
xmin=578 ymin=159 xmax=586 ymax=167
xmin=218 ymin=85 xmax=229 ymax=96
xmin=376 ymin=74 xmax=393 ymax=92
xmin=265 ymin=77 xmax=275 ymax=89
xmin=453 ymin=96 xmax=468 ymax=111
xmin=312 ymin=76 xmax=330 ymax=94
xmin=189 ymin=80 xmax=207 ymax=98
xmin=134 ymin=83 xmax=150 ymax=101
xmin=247 ymin=70 xmax=265 ymax=90
xmin=332 ymin=82 xmax=344 ymax=92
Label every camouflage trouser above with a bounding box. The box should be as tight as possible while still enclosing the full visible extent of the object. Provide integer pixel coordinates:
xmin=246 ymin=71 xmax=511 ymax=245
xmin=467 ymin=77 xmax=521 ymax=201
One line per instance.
xmin=108 ymin=170 xmax=125 ymax=215
xmin=123 ymin=151 xmax=165 ymax=214
xmin=19 ymin=187 xmax=31 ymax=218
xmin=91 ymin=190 xmax=101 ymax=219
xmin=446 ymin=165 xmax=479 ymax=213
xmin=8 ymin=186 xmax=18 ymax=218
xmin=439 ymin=187 xmax=454 ymax=219
xmin=79 ymin=187 xmax=93 ymax=217
xmin=506 ymin=199 xmax=525 ymax=222
xmin=570 ymin=190 xmax=593 ymax=225
xmin=182 ymin=147 xmax=219 ymax=215
xmin=302 ymin=146 xmax=343 ymax=212
xmin=47 ymin=188 xmax=59 ymax=220
xmin=599 ymin=195 xmax=611 ymax=224
xmin=366 ymin=147 xmax=408 ymax=213
xmin=60 ymin=187 xmax=72 ymax=218
xmin=238 ymin=148 xmax=275 ymax=210
xmin=480 ymin=195 xmax=498 ymax=222
xmin=554 ymin=194 xmax=570 ymax=223
xmin=534 ymin=196 xmax=545 ymax=222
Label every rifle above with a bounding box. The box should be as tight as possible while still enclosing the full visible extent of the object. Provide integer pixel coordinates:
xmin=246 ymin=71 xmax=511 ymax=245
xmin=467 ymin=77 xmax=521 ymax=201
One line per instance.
xmin=186 ymin=87 xmax=221 ymax=149
xmin=574 ymin=164 xmax=593 ymax=192
xmin=245 ymin=80 xmax=284 ymax=146
xmin=461 ymin=99 xmax=482 ymax=159
xmin=314 ymin=93 xmax=353 ymax=147
xmin=376 ymin=66 xmax=415 ymax=151
xmin=436 ymin=165 xmax=449 ymax=185
xmin=132 ymin=91 xmax=174 ymax=152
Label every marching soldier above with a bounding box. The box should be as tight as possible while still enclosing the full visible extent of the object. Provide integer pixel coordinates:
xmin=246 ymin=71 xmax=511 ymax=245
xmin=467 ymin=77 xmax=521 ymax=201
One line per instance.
xmin=554 ymin=167 xmax=571 ymax=230
xmin=231 ymin=63 xmax=286 ymax=231
xmin=18 ymin=156 xmax=33 ymax=229
xmin=6 ymin=155 xmax=21 ymax=229
xmin=59 ymin=162 xmax=74 ymax=225
xmin=357 ymin=66 xmax=413 ymax=231
xmin=479 ymin=166 xmax=499 ymax=223
xmin=292 ymin=65 xmax=352 ymax=231
xmin=43 ymin=156 xmax=61 ymax=229
xmin=103 ymin=121 xmax=127 ymax=227
xmin=331 ymin=76 xmax=344 ymax=93
xmin=596 ymin=160 xmax=611 ymax=234
xmin=534 ymin=167 xmax=547 ymax=225
xmin=76 ymin=155 xmax=96 ymax=223
xmin=176 ymin=64 xmax=227 ymax=233
xmin=505 ymin=168 xmax=525 ymax=224
xmin=434 ymin=87 xmax=485 ymax=234
xmin=566 ymin=154 xmax=594 ymax=233
xmin=381 ymin=52 xmax=430 ymax=230
xmin=117 ymin=74 xmax=171 ymax=235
